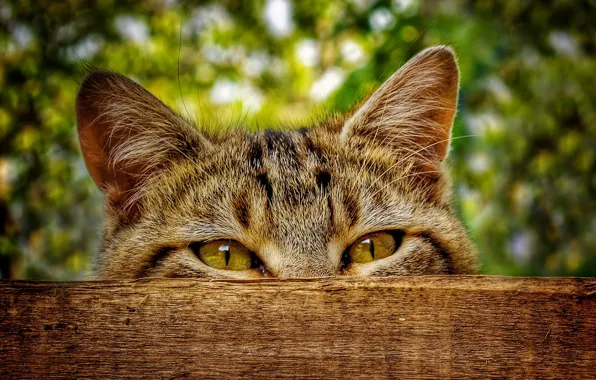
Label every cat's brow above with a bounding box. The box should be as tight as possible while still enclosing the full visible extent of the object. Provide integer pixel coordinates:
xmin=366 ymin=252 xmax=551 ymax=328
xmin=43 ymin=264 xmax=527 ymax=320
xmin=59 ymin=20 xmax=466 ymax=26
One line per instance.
xmin=343 ymin=190 xmax=360 ymax=228
xmin=232 ymin=195 xmax=251 ymax=229
xmin=255 ymin=172 xmax=274 ymax=205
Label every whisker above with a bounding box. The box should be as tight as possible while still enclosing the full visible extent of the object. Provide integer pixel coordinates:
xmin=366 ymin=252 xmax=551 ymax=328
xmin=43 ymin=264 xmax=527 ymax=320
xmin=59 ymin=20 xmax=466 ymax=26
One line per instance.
xmin=365 ymin=134 xmax=476 ymax=193
xmin=178 ymin=20 xmax=191 ymax=121
xmin=369 ymin=170 xmax=442 ymax=199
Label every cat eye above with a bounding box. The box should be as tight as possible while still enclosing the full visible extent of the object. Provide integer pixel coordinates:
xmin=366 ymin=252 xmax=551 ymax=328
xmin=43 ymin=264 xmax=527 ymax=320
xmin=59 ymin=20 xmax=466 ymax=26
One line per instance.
xmin=345 ymin=231 xmax=404 ymax=264
xmin=196 ymin=240 xmax=253 ymax=271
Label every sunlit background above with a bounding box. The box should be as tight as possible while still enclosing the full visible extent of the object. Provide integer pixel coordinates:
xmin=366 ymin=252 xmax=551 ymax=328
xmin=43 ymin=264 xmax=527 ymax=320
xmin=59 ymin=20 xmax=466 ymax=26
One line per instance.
xmin=1 ymin=0 xmax=595 ymax=279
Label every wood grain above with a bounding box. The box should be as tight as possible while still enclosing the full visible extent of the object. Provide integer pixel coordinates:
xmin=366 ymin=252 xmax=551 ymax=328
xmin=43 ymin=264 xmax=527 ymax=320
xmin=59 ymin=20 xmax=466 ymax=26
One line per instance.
xmin=1 ymin=276 xmax=595 ymax=379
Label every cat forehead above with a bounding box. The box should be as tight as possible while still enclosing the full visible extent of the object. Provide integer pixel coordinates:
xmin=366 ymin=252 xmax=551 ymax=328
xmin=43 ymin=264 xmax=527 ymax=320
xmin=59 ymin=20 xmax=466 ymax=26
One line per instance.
xmin=210 ymin=126 xmax=387 ymax=175
xmin=202 ymin=128 xmax=333 ymax=181
xmin=156 ymin=125 xmax=424 ymax=204
xmin=247 ymin=129 xmax=313 ymax=172
xmin=152 ymin=126 xmax=428 ymax=218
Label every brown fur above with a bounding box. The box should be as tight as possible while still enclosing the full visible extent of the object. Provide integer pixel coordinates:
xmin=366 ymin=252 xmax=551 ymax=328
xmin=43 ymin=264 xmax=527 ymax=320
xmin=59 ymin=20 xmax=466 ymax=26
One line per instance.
xmin=76 ymin=45 xmax=478 ymax=279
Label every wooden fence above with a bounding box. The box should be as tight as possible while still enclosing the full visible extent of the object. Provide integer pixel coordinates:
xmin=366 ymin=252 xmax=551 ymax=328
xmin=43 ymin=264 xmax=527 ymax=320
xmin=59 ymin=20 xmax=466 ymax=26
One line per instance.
xmin=1 ymin=276 xmax=595 ymax=379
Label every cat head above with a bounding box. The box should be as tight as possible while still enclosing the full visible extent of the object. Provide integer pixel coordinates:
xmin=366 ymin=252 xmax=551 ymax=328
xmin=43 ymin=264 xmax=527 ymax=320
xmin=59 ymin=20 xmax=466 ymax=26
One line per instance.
xmin=76 ymin=45 xmax=478 ymax=279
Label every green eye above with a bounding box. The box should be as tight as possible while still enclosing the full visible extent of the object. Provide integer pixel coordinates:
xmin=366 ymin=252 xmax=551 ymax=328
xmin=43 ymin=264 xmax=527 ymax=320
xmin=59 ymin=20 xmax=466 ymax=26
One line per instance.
xmin=347 ymin=232 xmax=402 ymax=264
xmin=197 ymin=240 xmax=252 ymax=271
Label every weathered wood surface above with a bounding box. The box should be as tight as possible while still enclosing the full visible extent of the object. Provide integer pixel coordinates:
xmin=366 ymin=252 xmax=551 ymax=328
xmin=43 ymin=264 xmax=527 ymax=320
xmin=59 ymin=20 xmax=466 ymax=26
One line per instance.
xmin=0 ymin=276 xmax=594 ymax=379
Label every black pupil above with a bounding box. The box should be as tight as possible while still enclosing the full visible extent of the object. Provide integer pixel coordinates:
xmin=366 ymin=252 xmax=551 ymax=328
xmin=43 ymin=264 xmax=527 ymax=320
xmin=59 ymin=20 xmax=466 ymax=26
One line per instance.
xmin=218 ymin=244 xmax=231 ymax=266
xmin=365 ymin=238 xmax=375 ymax=259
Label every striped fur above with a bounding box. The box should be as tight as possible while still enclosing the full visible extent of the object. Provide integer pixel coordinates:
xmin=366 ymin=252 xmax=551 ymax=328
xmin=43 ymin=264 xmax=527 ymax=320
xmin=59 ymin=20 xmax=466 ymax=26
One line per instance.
xmin=77 ymin=46 xmax=478 ymax=279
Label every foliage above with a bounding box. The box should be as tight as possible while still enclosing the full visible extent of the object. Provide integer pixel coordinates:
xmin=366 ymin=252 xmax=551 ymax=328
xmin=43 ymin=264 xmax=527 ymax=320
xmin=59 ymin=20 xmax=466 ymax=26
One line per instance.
xmin=1 ymin=0 xmax=594 ymax=279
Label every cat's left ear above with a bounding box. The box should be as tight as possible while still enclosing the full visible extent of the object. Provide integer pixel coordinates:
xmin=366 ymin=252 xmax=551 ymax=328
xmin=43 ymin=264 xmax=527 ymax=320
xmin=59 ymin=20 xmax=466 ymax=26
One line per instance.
xmin=341 ymin=45 xmax=459 ymax=167
xmin=76 ymin=70 xmax=209 ymax=221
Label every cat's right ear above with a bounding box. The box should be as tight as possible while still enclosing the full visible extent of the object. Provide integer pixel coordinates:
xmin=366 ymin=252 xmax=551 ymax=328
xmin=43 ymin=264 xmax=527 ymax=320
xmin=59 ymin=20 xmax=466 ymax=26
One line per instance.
xmin=76 ymin=70 xmax=208 ymax=221
xmin=341 ymin=46 xmax=460 ymax=172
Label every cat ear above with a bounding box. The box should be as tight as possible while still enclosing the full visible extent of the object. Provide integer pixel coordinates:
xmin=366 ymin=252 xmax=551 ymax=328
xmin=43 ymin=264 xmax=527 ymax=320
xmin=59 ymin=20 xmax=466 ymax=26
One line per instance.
xmin=76 ymin=70 xmax=207 ymax=220
xmin=341 ymin=45 xmax=459 ymax=167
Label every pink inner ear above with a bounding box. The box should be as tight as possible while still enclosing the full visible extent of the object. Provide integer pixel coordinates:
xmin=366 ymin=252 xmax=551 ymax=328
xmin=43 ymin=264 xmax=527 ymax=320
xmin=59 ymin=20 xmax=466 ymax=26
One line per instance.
xmin=77 ymin=103 xmax=141 ymax=223
xmin=76 ymin=90 xmax=137 ymax=193
xmin=77 ymin=114 xmax=111 ymax=190
xmin=78 ymin=99 xmax=152 ymax=213
xmin=75 ymin=71 xmax=151 ymax=222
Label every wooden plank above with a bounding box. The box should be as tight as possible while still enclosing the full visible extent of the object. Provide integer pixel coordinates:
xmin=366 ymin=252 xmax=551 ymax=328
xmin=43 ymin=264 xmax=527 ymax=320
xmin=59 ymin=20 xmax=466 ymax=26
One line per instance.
xmin=0 ymin=276 xmax=594 ymax=379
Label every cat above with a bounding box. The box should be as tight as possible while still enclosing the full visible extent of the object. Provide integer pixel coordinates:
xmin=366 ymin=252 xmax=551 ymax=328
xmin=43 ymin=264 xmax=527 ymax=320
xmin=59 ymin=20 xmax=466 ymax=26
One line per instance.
xmin=76 ymin=45 xmax=478 ymax=279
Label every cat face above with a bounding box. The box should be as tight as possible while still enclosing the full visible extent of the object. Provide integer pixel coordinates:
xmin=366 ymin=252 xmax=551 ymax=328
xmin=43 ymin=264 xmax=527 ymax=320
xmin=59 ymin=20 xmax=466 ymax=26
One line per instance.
xmin=76 ymin=46 xmax=478 ymax=279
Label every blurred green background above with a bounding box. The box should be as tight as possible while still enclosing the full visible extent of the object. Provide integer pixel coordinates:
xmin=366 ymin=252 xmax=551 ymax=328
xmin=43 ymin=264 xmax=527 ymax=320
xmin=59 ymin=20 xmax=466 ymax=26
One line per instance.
xmin=1 ymin=0 xmax=595 ymax=279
